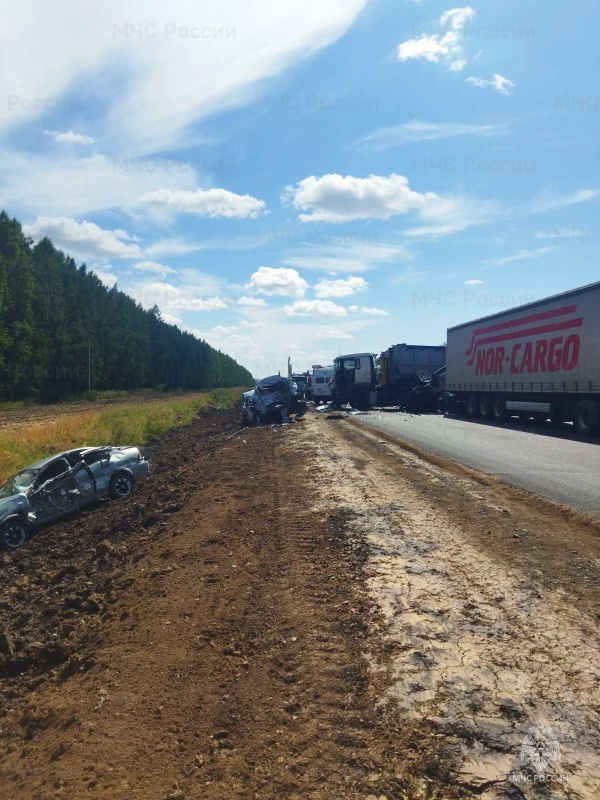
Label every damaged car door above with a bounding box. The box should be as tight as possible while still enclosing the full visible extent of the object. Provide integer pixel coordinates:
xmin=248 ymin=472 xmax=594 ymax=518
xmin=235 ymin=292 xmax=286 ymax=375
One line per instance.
xmin=28 ymin=456 xmax=88 ymax=524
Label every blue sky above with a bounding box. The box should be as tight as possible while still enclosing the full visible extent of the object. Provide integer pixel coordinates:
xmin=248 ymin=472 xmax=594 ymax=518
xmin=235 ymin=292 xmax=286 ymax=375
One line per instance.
xmin=1 ymin=0 xmax=598 ymax=377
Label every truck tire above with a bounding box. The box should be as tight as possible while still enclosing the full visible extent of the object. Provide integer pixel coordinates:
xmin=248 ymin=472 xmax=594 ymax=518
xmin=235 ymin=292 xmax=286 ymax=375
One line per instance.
xmin=492 ymin=394 xmax=507 ymax=422
xmin=313 ymin=399 xmax=320 ymax=407
xmin=574 ymin=400 xmax=598 ymax=436
xmin=466 ymin=393 xmax=479 ymax=418
xmin=479 ymin=394 xmax=493 ymax=420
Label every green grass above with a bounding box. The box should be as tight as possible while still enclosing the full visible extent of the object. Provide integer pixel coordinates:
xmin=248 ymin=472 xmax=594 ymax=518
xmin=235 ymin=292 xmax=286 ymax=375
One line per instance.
xmin=0 ymin=388 xmax=242 ymax=483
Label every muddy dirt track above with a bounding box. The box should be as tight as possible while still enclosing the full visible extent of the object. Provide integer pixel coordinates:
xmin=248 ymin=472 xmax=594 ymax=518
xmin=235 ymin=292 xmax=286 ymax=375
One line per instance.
xmin=1 ymin=407 xmax=599 ymax=799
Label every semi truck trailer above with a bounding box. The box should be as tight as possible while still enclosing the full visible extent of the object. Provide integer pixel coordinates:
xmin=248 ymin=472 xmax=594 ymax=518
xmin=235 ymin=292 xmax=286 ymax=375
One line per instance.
xmin=332 ymin=344 xmax=447 ymax=409
xmin=446 ymin=281 xmax=600 ymax=435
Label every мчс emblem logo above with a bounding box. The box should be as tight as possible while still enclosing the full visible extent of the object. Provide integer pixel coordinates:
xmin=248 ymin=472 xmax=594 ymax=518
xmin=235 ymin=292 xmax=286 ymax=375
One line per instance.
xmin=520 ymin=721 xmax=561 ymax=773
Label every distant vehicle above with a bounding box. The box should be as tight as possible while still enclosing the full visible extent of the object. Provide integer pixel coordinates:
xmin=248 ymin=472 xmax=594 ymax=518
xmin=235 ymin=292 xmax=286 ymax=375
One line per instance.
xmin=301 ymin=366 xmax=322 ymax=400
xmin=0 ymin=446 xmax=149 ymax=550
xmin=311 ymin=366 xmax=334 ymax=406
xmin=446 ymin=281 xmax=600 ymax=435
xmin=331 ymin=345 xmax=447 ymax=409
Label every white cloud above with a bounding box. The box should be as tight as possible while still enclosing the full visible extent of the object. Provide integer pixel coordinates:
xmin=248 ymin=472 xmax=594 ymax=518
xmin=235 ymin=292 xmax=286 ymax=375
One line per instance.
xmin=136 ymin=281 xmax=228 ymax=311
xmin=284 ymin=239 xmax=408 ymax=273
xmin=439 ymin=7 xmax=476 ymax=30
xmin=0 ymin=1 xmax=368 ymax=156
xmin=489 ymin=246 xmax=554 ymax=267
xmin=316 ymin=327 xmax=352 ymax=339
xmin=535 ymin=229 xmax=586 ymax=240
xmin=314 ymin=276 xmax=368 ymax=298
xmin=193 ymin=303 xmax=380 ymax=377
xmin=140 ymin=187 xmax=265 ymax=219
xmin=22 ymin=216 xmax=142 ymax=260
xmin=285 ymin=174 xmax=502 ymax=236
xmin=466 ymin=74 xmax=514 ymax=96
xmin=354 ymin=306 xmax=389 ymax=316
xmin=397 ymin=7 xmax=475 ymax=71
xmin=246 ymin=266 xmax=308 ymax=298
xmin=89 ymin=262 xmax=118 ymax=287
xmin=133 ymin=260 xmax=177 ymax=277
xmin=237 ymin=296 xmax=268 ymax=307
xmin=284 ymin=173 xmax=435 ymax=223
xmin=353 ymin=120 xmax=506 ymax=149
xmin=43 ymin=129 xmax=95 ymax=144
xmin=527 ymin=189 xmax=598 ymax=214
xmin=464 ymin=279 xmax=483 ymax=285
xmin=403 ymin=195 xmax=503 ymax=237
xmin=284 ymin=299 xmax=347 ymax=317
xmin=0 ymin=151 xmax=197 ymax=218
xmin=94 ymin=270 xmax=117 ymax=287
xmin=162 ymin=313 xmax=184 ymax=326
xmin=144 ymin=238 xmax=208 ymax=259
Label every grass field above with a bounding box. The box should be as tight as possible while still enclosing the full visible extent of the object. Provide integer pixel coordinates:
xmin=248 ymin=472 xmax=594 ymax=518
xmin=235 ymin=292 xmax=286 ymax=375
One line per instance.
xmin=0 ymin=388 xmax=241 ymax=484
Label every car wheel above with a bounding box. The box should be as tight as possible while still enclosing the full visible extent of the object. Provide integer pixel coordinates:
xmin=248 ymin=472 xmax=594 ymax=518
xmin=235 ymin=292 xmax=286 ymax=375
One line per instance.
xmin=0 ymin=519 xmax=31 ymax=551
xmin=109 ymin=472 xmax=135 ymax=499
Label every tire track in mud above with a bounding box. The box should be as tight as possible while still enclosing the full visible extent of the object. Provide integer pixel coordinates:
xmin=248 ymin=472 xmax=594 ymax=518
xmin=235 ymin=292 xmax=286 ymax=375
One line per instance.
xmin=301 ymin=413 xmax=600 ymax=800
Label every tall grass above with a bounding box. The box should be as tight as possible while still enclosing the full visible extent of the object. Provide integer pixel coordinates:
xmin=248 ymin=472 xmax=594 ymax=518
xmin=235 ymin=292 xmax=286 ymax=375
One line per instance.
xmin=0 ymin=388 xmax=241 ymax=483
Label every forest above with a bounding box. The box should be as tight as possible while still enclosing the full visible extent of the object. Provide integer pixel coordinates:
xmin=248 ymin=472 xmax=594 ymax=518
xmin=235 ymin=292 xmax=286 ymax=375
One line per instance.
xmin=0 ymin=211 xmax=253 ymax=401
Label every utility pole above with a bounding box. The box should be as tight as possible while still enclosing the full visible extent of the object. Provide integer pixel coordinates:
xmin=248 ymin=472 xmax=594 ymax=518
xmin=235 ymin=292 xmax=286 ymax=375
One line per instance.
xmin=87 ymin=334 xmax=91 ymax=392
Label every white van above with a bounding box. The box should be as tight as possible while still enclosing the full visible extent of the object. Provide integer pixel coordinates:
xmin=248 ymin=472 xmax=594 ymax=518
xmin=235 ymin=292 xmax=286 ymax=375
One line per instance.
xmin=311 ymin=366 xmax=334 ymax=405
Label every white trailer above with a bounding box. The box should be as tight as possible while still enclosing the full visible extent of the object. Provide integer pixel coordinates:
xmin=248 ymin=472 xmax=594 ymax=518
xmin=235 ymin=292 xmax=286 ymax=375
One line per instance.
xmin=446 ymin=281 xmax=600 ymax=434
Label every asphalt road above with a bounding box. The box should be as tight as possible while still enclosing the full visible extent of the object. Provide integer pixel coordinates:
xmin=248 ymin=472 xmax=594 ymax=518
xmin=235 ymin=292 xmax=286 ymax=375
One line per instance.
xmin=354 ymin=411 xmax=600 ymax=517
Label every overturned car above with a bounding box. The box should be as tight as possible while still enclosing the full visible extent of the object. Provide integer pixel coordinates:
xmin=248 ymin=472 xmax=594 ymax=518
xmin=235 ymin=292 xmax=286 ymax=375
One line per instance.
xmin=242 ymin=375 xmax=307 ymax=426
xmin=0 ymin=446 xmax=149 ymax=550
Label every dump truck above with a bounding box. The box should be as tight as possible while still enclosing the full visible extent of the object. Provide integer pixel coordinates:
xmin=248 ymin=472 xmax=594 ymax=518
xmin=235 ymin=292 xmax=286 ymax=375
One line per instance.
xmin=446 ymin=281 xmax=600 ymax=434
xmin=331 ymin=344 xmax=447 ymax=409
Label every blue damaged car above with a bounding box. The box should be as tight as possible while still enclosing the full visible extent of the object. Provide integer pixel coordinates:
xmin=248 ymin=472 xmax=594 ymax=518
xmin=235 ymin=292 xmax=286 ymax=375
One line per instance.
xmin=0 ymin=446 xmax=149 ymax=550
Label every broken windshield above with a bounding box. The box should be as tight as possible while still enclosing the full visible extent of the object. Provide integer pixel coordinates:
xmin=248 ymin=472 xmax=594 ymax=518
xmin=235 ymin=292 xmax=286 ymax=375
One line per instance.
xmin=0 ymin=469 xmax=39 ymax=498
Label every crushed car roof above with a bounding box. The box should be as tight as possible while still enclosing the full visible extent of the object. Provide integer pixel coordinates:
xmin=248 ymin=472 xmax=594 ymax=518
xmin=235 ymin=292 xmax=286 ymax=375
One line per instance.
xmin=26 ymin=446 xmax=110 ymax=471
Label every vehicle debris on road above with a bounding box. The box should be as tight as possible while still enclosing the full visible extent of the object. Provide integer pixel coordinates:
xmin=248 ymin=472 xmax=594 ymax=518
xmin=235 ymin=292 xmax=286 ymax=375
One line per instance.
xmin=242 ymin=375 xmax=307 ymax=427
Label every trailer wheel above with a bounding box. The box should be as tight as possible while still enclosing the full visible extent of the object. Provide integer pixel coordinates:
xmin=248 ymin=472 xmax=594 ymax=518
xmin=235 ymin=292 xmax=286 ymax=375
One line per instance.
xmin=574 ymin=400 xmax=598 ymax=436
xmin=466 ymin=393 xmax=479 ymax=418
xmin=479 ymin=394 xmax=493 ymax=420
xmin=492 ymin=394 xmax=507 ymax=422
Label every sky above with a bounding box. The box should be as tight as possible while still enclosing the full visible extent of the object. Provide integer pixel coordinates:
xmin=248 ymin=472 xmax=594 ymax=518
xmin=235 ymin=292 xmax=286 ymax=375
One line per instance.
xmin=1 ymin=0 xmax=599 ymax=378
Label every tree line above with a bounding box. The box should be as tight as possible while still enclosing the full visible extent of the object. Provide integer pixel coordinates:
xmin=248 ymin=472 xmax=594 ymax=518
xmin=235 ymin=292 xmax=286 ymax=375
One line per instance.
xmin=0 ymin=211 xmax=253 ymax=401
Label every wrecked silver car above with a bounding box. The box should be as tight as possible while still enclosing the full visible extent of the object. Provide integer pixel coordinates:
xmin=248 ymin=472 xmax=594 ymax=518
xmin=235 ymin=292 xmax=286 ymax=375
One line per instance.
xmin=0 ymin=446 xmax=149 ymax=550
xmin=242 ymin=375 xmax=307 ymax=426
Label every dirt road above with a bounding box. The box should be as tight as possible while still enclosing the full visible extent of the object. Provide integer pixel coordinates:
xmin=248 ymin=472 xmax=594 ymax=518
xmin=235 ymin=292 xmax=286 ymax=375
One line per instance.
xmin=1 ymin=408 xmax=599 ymax=799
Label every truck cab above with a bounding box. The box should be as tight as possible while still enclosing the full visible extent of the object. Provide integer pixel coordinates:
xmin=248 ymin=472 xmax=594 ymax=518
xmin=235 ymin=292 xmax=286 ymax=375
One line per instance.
xmin=332 ymin=353 xmax=376 ymax=409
